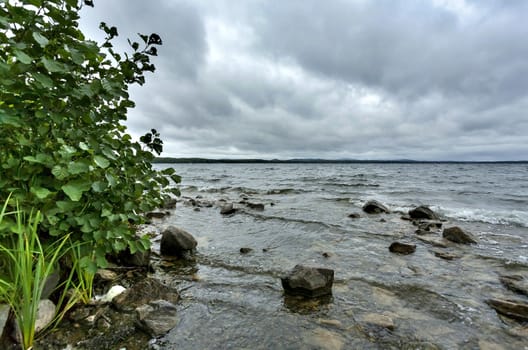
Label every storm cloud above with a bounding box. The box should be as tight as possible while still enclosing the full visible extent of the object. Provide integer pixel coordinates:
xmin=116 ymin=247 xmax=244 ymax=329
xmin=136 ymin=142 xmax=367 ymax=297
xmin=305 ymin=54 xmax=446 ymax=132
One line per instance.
xmin=79 ymin=0 xmax=528 ymax=160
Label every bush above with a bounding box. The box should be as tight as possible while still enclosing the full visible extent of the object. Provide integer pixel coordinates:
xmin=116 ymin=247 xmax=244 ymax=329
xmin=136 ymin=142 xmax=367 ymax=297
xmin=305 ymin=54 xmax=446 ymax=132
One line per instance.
xmin=0 ymin=0 xmax=180 ymax=270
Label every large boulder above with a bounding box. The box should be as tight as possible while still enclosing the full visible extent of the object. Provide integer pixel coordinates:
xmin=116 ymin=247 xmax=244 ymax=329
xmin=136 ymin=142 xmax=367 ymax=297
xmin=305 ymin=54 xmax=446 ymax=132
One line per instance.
xmin=362 ymin=200 xmax=390 ymax=214
xmin=442 ymin=226 xmax=477 ymax=244
xmin=136 ymin=300 xmax=178 ymax=337
xmin=160 ymin=226 xmax=197 ymax=257
xmin=281 ymin=265 xmax=334 ymax=297
xmin=409 ymin=206 xmax=440 ymax=220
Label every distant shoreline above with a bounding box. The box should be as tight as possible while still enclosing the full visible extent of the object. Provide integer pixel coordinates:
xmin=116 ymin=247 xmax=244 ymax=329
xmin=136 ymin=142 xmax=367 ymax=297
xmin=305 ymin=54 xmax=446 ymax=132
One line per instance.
xmin=153 ymin=157 xmax=528 ymax=164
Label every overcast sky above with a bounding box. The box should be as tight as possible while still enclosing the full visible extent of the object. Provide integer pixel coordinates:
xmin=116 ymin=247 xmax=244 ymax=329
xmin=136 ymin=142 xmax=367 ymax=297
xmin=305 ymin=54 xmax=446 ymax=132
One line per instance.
xmin=79 ymin=0 xmax=528 ymax=161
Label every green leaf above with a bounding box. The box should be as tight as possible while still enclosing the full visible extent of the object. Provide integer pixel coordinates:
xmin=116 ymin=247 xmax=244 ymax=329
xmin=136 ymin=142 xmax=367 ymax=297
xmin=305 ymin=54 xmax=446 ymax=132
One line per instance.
xmin=41 ymin=57 xmax=66 ymax=73
xmin=32 ymin=32 xmax=49 ymax=47
xmin=33 ymin=73 xmax=53 ymax=88
xmin=52 ymin=165 xmax=69 ymax=180
xmin=31 ymin=187 xmax=52 ymax=199
xmin=56 ymin=200 xmax=80 ymax=211
xmin=14 ymin=49 xmax=32 ymax=64
xmin=68 ymin=160 xmax=90 ymax=174
xmin=61 ymin=180 xmax=91 ymax=201
xmin=170 ymin=174 xmax=182 ymax=183
xmin=94 ymin=155 xmax=110 ymax=168
xmin=91 ymin=181 xmax=107 ymax=192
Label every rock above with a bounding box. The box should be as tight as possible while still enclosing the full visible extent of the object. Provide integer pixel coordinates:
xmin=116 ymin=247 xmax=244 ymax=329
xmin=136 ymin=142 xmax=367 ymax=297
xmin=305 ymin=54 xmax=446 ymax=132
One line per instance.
xmin=42 ymin=271 xmax=60 ymax=300
xmin=417 ymin=221 xmax=443 ymax=231
xmin=322 ymin=252 xmax=333 ymax=258
xmin=239 ymin=247 xmax=253 ymax=254
xmin=379 ymin=218 xmax=386 ymax=222
xmin=246 ymin=202 xmax=265 ymax=210
xmin=96 ymin=269 xmax=118 ymax=282
xmin=220 ymin=203 xmax=237 ymax=215
xmin=146 ymin=211 xmax=168 ymax=219
xmin=281 ymin=265 xmax=334 ymax=298
xmin=362 ymin=200 xmax=390 ymax=214
xmin=486 ymin=298 xmax=528 ymax=322
xmin=362 ymin=313 xmax=395 ymax=331
xmin=100 ymin=285 xmax=126 ymax=303
xmin=136 ymin=300 xmax=178 ymax=337
xmin=416 ymin=235 xmax=449 ymax=248
xmin=400 ymin=214 xmax=412 ymax=221
xmin=162 ymin=198 xmax=177 ymax=209
xmin=348 ymin=213 xmax=361 ymax=219
xmin=433 ymin=251 xmax=460 ymax=260
xmin=113 ymin=278 xmax=180 ymax=312
xmin=415 ymin=229 xmax=430 ymax=235
xmin=116 ymin=247 xmax=151 ymax=267
xmin=160 ymin=226 xmax=197 ymax=257
xmin=499 ymin=275 xmax=528 ymax=296
xmin=409 ymin=206 xmax=440 ymax=220
xmin=0 ymin=304 xmax=9 ymax=339
xmin=306 ymin=327 xmax=344 ymax=350
xmin=443 ymin=226 xmax=477 ymax=244
xmin=389 ymin=242 xmax=416 ymax=255
xmin=35 ymin=299 xmax=56 ymax=333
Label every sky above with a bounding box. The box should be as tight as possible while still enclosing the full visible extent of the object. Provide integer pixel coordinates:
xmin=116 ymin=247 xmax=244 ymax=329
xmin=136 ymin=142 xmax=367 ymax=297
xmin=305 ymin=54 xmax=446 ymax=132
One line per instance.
xmin=78 ymin=0 xmax=528 ymax=161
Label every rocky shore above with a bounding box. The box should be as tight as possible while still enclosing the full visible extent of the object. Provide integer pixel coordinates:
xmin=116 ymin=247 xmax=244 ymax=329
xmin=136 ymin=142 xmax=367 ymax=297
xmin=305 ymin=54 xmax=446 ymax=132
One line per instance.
xmin=2 ymin=195 xmax=526 ymax=349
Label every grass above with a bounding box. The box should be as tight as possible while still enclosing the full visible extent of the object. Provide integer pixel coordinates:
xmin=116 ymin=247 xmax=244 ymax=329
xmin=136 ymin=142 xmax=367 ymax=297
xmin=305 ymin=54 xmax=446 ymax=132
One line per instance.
xmin=0 ymin=196 xmax=71 ymax=350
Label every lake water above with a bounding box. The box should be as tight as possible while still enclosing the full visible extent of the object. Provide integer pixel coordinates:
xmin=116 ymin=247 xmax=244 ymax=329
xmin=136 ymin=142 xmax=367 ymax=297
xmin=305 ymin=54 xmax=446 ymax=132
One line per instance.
xmin=149 ymin=163 xmax=528 ymax=349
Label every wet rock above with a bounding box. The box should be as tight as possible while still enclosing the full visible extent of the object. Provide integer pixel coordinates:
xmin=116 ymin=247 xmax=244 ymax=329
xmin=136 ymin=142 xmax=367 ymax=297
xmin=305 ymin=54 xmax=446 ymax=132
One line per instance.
xmin=160 ymin=226 xmax=197 ymax=257
xmin=100 ymin=285 xmax=126 ymax=303
xmin=146 ymin=211 xmax=168 ymax=219
xmin=362 ymin=200 xmax=390 ymax=214
xmin=416 ymin=235 xmax=449 ymax=248
xmin=162 ymin=198 xmax=177 ymax=209
xmin=400 ymin=214 xmax=412 ymax=221
xmin=96 ymin=269 xmax=118 ymax=282
xmin=239 ymin=247 xmax=253 ymax=254
xmin=116 ymin=247 xmax=151 ymax=267
xmin=246 ymin=202 xmax=265 ymax=210
xmin=348 ymin=213 xmax=361 ymax=219
xmin=361 ymin=313 xmax=395 ymax=331
xmin=35 ymin=299 xmax=56 ymax=333
xmin=220 ymin=203 xmax=237 ymax=215
xmin=500 ymin=275 xmax=528 ymax=296
xmin=433 ymin=250 xmax=460 ymax=260
xmin=443 ymin=226 xmax=477 ymax=244
xmin=193 ymin=207 xmax=200 ymax=212
xmin=113 ymin=278 xmax=180 ymax=312
xmin=322 ymin=252 xmax=334 ymax=258
xmin=136 ymin=300 xmax=178 ymax=337
xmin=317 ymin=319 xmax=343 ymax=328
xmin=389 ymin=242 xmax=416 ymax=255
xmin=42 ymin=271 xmax=60 ymax=300
xmin=486 ymin=298 xmax=528 ymax=322
xmin=415 ymin=229 xmax=430 ymax=235
xmin=306 ymin=327 xmax=344 ymax=350
xmin=409 ymin=206 xmax=440 ymax=220
xmin=417 ymin=221 xmax=443 ymax=231
xmin=379 ymin=218 xmax=387 ymax=222
xmin=281 ymin=265 xmax=334 ymax=297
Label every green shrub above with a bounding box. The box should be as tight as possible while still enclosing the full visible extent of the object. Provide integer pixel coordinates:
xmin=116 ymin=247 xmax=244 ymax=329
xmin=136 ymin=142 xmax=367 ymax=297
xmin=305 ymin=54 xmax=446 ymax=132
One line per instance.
xmin=0 ymin=0 xmax=179 ymax=269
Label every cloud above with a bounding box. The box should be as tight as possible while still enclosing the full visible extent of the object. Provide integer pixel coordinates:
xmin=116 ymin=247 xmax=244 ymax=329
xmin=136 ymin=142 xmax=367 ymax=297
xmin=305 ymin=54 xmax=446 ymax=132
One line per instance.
xmin=78 ymin=0 xmax=528 ymax=160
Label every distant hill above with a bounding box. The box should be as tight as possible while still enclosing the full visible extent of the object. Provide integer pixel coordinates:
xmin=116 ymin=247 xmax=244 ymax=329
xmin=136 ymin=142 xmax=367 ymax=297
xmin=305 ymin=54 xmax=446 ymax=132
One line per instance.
xmin=153 ymin=157 xmax=527 ymax=164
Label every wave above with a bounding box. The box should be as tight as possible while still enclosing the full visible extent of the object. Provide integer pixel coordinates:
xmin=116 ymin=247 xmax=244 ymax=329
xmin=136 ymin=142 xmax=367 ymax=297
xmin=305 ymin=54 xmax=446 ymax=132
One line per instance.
xmin=441 ymin=207 xmax=528 ymax=228
xmin=320 ymin=182 xmax=380 ymax=188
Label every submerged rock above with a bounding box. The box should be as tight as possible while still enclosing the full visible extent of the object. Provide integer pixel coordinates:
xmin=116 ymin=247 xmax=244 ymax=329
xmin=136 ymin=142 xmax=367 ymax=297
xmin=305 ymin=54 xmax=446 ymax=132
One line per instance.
xmin=246 ymin=202 xmax=265 ymax=210
xmin=433 ymin=250 xmax=460 ymax=260
xmin=113 ymin=278 xmax=180 ymax=312
xmin=499 ymin=275 xmax=528 ymax=296
xmin=162 ymin=198 xmax=177 ymax=209
xmin=281 ymin=265 xmax=334 ymax=297
xmin=486 ymin=298 xmax=528 ymax=322
xmin=389 ymin=242 xmax=416 ymax=255
xmin=240 ymin=247 xmax=253 ymax=254
xmin=361 ymin=313 xmax=395 ymax=331
xmin=443 ymin=226 xmax=477 ymax=244
xmin=220 ymin=203 xmax=237 ymax=215
xmin=348 ymin=213 xmax=361 ymax=219
xmin=160 ymin=226 xmax=197 ymax=257
xmin=408 ymin=206 xmax=440 ymax=220
xmin=362 ymin=200 xmax=390 ymax=214
xmin=146 ymin=211 xmax=169 ymax=219
xmin=136 ymin=300 xmax=178 ymax=337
